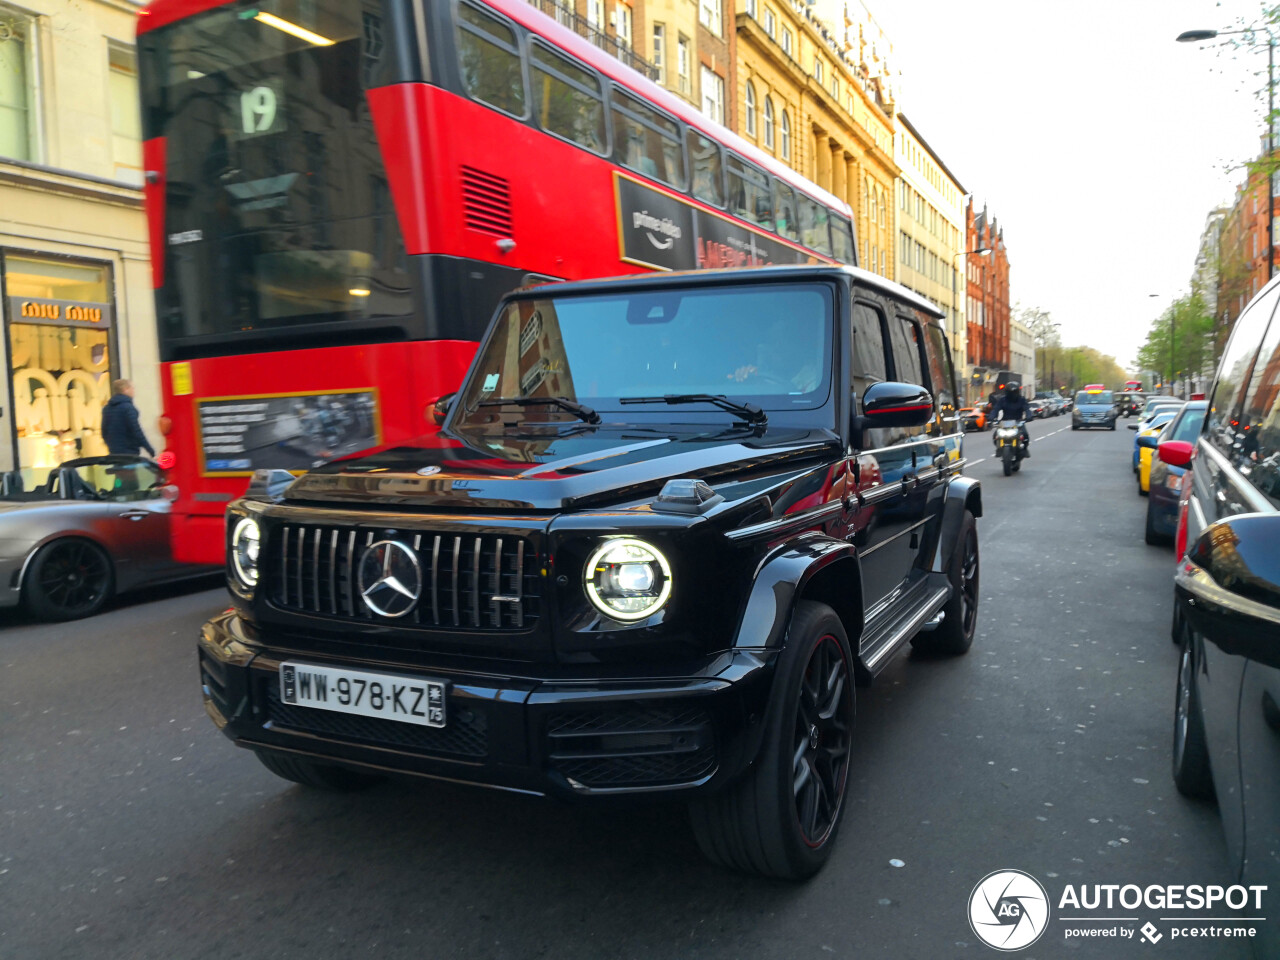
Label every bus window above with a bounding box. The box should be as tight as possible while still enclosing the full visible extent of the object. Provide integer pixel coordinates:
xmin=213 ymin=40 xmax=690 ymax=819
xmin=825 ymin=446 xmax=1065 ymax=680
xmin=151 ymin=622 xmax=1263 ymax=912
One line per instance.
xmin=726 ymin=154 xmax=772 ymax=231
xmin=530 ymin=41 xmax=607 ymax=155
xmin=774 ymin=181 xmax=798 ymax=242
xmin=611 ymin=89 xmax=685 ymax=190
xmin=799 ymin=196 xmax=832 ymax=255
xmin=456 ymin=2 xmax=526 ymax=118
xmin=831 ymin=214 xmax=855 ymax=264
xmin=687 ymin=130 xmax=724 ymax=207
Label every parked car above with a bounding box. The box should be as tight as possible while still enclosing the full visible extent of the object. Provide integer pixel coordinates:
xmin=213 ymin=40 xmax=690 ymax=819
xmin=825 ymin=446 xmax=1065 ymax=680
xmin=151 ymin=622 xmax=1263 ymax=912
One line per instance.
xmin=1143 ymin=401 xmax=1207 ymax=544
xmin=1071 ymin=388 xmax=1118 ymax=429
xmin=0 ymin=456 xmax=215 ymax=620
xmin=1128 ymin=400 xmax=1183 ymax=436
xmin=198 ymin=264 xmax=983 ymax=880
xmin=1137 ymin=395 xmax=1181 ymax=420
xmin=1027 ymin=398 xmax=1047 ymax=419
xmin=1171 ymin=275 xmax=1280 ymax=960
xmin=959 ymin=406 xmax=987 ymax=431
xmin=1132 ymin=409 xmax=1180 ymax=488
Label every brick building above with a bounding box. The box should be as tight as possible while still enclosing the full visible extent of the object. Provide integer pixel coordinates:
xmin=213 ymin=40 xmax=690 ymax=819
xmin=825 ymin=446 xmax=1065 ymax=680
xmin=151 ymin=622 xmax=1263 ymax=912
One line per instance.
xmin=964 ymin=199 xmax=1010 ymax=401
xmin=1216 ymin=164 xmax=1273 ymax=351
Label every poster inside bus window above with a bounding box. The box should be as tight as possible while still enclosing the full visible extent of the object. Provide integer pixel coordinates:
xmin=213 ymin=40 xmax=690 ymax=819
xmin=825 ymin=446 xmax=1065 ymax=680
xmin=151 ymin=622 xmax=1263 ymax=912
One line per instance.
xmin=196 ymin=389 xmax=380 ymax=474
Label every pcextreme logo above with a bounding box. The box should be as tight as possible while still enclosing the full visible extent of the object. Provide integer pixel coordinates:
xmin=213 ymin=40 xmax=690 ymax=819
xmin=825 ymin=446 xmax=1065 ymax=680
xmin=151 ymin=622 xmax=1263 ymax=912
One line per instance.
xmin=968 ymin=870 xmax=1268 ymax=951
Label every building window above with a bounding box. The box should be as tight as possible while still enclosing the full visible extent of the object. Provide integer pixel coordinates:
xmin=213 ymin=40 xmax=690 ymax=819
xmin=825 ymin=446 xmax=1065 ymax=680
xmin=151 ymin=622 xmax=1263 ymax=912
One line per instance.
xmin=587 ymin=0 xmax=603 ymax=29
xmin=0 ymin=9 xmax=37 ymax=162
xmin=744 ymin=80 xmax=756 ymax=137
xmin=814 ymin=58 xmax=823 ymax=83
xmin=700 ymin=65 xmax=724 ymax=125
xmin=832 ymin=76 xmax=839 ymax=101
xmin=780 ymin=109 xmax=790 ymax=161
xmin=615 ymin=3 xmax=632 ymax=48
xmin=745 ymin=0 xmax=756 ymax=16
xmin=699 ymin=0 xmax=721 ymax=36
xmin=869 ymin=184 xmax=877 ymax=224
xmin=652 ymin=23 xmax=665 ymax=84
xmin=763 ymin=96 xmax=774 ymax=150
xmin=781 ymin=27 xmax=792 ymax=57
xmin=677 ymin=35 xmax=691 ymax=96
xmin=763 ymin=7 xmax=775 ymax=38
xmin=108 ymin=44 xmax=142 ymax=185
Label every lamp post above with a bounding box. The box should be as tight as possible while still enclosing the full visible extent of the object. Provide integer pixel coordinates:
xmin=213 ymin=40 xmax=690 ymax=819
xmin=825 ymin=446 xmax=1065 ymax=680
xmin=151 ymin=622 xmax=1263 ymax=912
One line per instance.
xmin=1178 ymin=26 xmax=1275 ymax=280
xmin=952 ymin=245 xmax=991 ymax=404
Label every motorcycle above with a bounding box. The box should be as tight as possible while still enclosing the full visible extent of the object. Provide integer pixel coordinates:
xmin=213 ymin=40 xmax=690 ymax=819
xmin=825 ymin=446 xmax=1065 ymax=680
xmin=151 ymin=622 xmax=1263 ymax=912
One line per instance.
xmin=993 ymin=420 xmax=1028 ymax=475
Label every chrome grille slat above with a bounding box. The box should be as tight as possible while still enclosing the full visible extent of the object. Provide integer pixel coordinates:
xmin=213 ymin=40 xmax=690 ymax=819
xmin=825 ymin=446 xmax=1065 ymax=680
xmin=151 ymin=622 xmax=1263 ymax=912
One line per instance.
xmin=345 ymin=530 xmax=357 ymax=617
xmin=431 ymin=535 xmax=441 ymax=626
xmin=451 ymin=535 xmax=461 ymax=627
xmin=328 ymin=530 xmax=338 ymax=616
xmin=515 ymin=541 xmax=525 ymax=629
xmin=471 ymin=537 xmax=481 ymax=628
xmin=310 ymin=528 xmax=321 ymax=611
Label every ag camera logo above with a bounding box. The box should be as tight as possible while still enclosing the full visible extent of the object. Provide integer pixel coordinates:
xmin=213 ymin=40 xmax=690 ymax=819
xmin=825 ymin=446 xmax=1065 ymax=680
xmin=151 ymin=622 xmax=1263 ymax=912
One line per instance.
xmin=968 ymin=869 xmax=1050 ymax=951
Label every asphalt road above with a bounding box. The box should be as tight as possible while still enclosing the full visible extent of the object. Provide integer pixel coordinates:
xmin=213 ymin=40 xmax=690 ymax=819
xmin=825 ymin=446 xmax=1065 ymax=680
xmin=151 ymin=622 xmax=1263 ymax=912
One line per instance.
xmin=0 ymin=416 xmax=1255 ymax=960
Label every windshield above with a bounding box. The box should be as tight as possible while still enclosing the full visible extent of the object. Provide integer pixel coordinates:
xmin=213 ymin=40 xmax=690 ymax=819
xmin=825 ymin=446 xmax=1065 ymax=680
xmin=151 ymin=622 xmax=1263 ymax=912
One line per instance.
xmin=1145 ymin=412 xmax=1177 ymax=432
xmin=140 ymin=0 xmax=413 ymax=355
xmin=456 ymin=283 xmax=835 ymax=423
xmin=1075 ymin=390 xmax=1113 ymax=405
xmin=1167 ymin=405 xmax=1208 ymax=444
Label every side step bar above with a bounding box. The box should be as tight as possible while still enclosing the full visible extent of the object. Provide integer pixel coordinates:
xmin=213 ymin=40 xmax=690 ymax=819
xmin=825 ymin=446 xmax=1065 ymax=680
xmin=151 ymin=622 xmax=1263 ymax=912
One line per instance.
xmin=858 ymin=581 xmax=951 ymax=677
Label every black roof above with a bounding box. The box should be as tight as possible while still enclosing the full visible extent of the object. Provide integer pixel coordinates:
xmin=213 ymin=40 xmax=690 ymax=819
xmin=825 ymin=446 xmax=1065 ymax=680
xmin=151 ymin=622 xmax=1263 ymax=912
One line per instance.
xmin=512 ymin=265 xmax=945 ymax=319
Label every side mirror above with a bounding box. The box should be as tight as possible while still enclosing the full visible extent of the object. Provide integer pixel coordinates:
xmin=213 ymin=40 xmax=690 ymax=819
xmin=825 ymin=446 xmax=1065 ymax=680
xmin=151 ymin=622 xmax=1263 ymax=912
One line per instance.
xmin=1127 ymin=423 xmax=1139 ymax=431
xmin=859 ymin=381 xmax=933 ymax=429
xmin=432 ymin=392 xmax=456 ymax=426
xmin=1136 ymin=434 xmax=1160 ymax=449
xmin=1178 ymin=514 xmax=1280 ymax=663
xmin=1158 ymin=440 xmax=1194 ymax=467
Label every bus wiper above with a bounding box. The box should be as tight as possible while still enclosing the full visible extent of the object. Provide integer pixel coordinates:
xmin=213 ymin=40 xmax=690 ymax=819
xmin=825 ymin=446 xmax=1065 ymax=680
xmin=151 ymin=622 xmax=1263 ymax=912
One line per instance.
xmin=477 ymin=396 xmax=601 ymax=424
xmin=619 ymin=394 xmax=768 ymax=425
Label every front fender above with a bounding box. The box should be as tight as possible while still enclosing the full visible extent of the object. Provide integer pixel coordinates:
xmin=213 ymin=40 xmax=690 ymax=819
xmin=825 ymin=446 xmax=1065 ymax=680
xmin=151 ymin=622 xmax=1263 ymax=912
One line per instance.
xmin=932 ymin=475 xmax=981 ymax=573
xmin=732 ymin=535 xmax=860 ymax=650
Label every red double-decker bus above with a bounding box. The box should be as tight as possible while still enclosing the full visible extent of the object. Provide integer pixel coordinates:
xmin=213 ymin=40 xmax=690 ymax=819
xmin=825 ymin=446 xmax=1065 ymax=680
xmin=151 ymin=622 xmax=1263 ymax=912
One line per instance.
xmin=138 ymin=0 xmax=857 ymax=563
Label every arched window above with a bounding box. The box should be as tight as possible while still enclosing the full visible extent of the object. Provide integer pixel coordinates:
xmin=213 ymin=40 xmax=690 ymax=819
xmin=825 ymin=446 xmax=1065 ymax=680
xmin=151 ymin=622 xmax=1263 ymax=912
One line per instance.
xmin=744 ymin=81 xmax=757 ymax=137
xmin=764 ymin=96 xmax=775 ymax=150
xmin=781 ymin=109 xmax=791 ymax=161
xmin=869 ymin=183 xmax=877 ymax=224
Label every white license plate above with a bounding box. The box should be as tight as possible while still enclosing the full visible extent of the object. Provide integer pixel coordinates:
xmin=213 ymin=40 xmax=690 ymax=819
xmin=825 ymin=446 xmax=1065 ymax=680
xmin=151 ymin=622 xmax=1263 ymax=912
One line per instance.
xmin=279 ymin=662 xmax=446 ymax=728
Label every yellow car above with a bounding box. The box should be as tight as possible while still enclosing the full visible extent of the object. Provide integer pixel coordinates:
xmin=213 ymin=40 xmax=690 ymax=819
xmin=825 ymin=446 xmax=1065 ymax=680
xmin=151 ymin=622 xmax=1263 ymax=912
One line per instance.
xmin=1136 ymin=416 xmax=1176 ymax=495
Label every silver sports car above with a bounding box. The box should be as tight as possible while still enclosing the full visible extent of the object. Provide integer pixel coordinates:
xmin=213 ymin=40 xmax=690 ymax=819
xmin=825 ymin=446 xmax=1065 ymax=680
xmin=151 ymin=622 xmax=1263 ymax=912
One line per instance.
xmin=0 ymin=455 xmax=217 ymax=621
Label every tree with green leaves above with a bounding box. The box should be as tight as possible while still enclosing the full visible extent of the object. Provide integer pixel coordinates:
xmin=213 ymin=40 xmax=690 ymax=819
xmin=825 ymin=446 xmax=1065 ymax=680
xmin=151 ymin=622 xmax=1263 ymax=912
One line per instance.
xmin=1133 ymin=293 xmax=1216 ymax=395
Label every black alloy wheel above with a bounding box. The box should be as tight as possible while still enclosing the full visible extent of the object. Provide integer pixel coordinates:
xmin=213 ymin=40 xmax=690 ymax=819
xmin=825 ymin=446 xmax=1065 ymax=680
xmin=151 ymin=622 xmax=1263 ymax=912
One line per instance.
xmin=24 ymin=539 xmax=113 ymax=621
xmin=689 ymin=601 xmax=854 ymax=879
xmin=914 ymin=512 xmax=979 ymax=656
xmin=1172 ymin=635 xmax=1214 ymax=799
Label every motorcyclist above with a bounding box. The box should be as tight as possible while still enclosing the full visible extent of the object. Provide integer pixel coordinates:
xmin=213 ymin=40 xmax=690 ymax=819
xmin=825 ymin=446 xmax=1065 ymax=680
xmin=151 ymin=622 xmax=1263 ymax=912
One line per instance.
xmin=990 ymin=382 xmax=1030 ymax=457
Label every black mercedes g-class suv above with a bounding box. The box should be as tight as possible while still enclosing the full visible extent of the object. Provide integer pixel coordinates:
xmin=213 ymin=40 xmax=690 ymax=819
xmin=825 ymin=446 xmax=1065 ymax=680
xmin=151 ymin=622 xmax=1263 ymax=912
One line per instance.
xmin=201 ymin=264 xmax=982 ymax=879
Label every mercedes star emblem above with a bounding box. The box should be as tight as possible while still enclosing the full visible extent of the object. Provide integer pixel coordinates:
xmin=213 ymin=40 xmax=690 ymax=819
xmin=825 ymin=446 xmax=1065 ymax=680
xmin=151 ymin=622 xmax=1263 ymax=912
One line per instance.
xmin=357 ymin=540 xmax=423 ymax=618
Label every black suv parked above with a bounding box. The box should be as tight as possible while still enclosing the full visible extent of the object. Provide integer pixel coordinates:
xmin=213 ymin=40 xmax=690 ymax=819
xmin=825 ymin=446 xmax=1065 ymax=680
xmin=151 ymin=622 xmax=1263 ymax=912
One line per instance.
xmin=1170 ymin=276 xmax=1280 ymax=959
xmin=201 ymin=265 xmax=982 ymax=879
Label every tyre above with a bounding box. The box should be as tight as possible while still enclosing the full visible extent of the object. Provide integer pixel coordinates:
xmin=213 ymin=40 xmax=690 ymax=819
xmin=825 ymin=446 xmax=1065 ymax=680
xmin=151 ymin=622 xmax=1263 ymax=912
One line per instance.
xmin=689 ymin=601 xmax=854 ymax=880
xmin=913 ymin=512 xmax=978 ymax=656
xmin=1172 ymin=637 xmax=1214 ymax=800
xmin=1002 ymin=446 xmax=1013 ymax=476
xmin=1145 ymin=501 xmax=1169 ymax=545
xmin=23 ymin=538 xmax=114 ymax=621
xmin=1138 ymin=476 xmax=1148 ymax=497
xmin=1109 ymin=423 xmax=1116 ymax=431
xmin=254 ymin=749 xmax=384 ymax=791
xmin=1071 ymin=424 xmax=1078 ymax=430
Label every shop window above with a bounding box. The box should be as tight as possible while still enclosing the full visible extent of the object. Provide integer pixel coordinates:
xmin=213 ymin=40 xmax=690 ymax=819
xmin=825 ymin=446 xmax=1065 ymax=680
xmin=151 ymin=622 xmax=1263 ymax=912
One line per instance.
xmin=4 ymin=256 xmax=114 ymax=470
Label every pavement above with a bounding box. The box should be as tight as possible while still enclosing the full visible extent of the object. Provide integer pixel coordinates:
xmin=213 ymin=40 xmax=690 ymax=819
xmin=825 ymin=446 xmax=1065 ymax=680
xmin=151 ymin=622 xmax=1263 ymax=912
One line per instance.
xmin=0 ymin=415 xmax=1254 ymax=960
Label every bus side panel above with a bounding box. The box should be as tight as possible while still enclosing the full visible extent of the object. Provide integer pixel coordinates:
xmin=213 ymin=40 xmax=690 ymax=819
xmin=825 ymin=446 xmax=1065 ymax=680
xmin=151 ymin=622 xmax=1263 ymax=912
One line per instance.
xmin=160 ymin=340 xmax=476 ymax=565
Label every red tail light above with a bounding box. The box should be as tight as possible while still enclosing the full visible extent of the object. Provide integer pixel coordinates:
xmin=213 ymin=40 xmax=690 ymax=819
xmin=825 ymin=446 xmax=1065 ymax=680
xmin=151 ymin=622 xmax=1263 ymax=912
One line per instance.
xmin=1175 ymin=492 xmax=1190 ymax=559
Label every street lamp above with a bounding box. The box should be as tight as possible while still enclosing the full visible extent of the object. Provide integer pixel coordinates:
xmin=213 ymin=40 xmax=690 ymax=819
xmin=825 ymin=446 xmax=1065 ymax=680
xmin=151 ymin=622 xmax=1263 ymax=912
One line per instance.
xmin=952 ymin=246 xmax=990 ymax=404
xmin=1178 ymin=26 xmax=1275 ymax=280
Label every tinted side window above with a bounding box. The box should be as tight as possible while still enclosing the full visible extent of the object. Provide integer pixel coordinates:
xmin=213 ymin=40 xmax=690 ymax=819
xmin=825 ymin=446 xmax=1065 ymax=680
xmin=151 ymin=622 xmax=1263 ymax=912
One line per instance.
xmin=850 ymin=301 xmax=888 ymax=398
xmin=830 ymin=215 xmax=855 ymax=264
xmin=612 ymin=90 xmax=685 ymax=189
xmin=688 ymin=130 xmax=724 ymax=207
xmin=1207 ymin=283 xmax=1280 ymax=459
xmin=726 ymin=154 xmax=772 ymax=231
xmin=774 ymin=181 xmax=798 ymax=241
xmin=799 ymin=197 xmax=832 ymax=255
xmin=456 ymin=3 xmax=526 ymax=117
xmin=888 ymin=315 xmax=924 ymax=387
xmin=922 ymin=320 xmax=956 ymax=411
xmin=530 ymin=42 xmax=607 ymax=154
xmin=1235 ymin=315 xmax=1280 ymax=495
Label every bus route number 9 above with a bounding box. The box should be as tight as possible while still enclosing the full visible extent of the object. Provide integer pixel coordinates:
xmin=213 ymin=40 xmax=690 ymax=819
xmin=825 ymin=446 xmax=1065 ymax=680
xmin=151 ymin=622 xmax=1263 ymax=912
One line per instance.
xmin=238 ymin=84 xmax=282 ymax=137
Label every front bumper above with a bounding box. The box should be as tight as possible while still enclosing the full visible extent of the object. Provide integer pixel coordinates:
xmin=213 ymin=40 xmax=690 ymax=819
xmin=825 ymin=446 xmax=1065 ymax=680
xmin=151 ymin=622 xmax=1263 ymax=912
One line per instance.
xmin=199 ymin=611 xmax=777 ymax=799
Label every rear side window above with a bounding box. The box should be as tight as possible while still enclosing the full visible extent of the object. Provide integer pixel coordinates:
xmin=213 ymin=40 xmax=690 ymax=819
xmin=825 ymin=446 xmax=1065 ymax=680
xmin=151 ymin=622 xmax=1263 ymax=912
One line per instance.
xmin=530 ymin=42 xmax=607 ymax=154
xmin=1168 ymin=406 xmax=1208 ymax=445
xmin=774 ymin=182 xmax=798 ymax=241
xmin=612 ymin=90 xmax=685 ymax=190
xmin=726 ymin=154 xmax=772 ymax=231
xmin=888 ymin=315 xmax=924 ymax=387
xmin=830 ymin=214 xmax=854 ymax=264
xmin=921 ymin=320 xmax=955 ymax=411
xmin=850 ymin=301 xmax=888 ymax=398
xmin=799 ymin=197 xmax=832 ymax=255
xmin=688 ymin=131 xmax=724 ymax=207
xmin=1207 ymin=283 xmax=1280 ymax=460
xmin=1234 ymin=313 xmax=1280 ymax=495
xmin=456 ymin=3 xmax=526 ymax=117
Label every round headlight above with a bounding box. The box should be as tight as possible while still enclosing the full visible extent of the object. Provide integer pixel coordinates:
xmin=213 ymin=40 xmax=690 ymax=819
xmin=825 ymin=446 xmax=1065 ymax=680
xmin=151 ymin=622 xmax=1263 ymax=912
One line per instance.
xmin=231 ymin=516 xmax=261 ymax=587
xmin=584 ymin=538 xmax=672 ymax=621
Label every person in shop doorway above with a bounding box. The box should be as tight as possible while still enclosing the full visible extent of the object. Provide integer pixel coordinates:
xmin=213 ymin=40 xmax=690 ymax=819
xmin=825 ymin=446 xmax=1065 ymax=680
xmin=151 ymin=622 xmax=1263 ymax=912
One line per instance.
xmin=101 ymin=379 xmax=156 ymax=458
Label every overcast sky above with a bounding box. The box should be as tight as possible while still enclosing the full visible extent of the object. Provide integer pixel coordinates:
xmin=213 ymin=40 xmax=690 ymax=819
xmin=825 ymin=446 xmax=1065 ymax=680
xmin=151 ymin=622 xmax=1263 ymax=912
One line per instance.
xmin=872 ymin=0 xmax=1270 ymax=372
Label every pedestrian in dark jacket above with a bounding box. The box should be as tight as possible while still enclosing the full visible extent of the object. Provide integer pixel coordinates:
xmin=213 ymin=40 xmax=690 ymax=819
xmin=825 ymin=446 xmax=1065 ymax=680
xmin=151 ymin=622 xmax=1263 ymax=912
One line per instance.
xmin=100 ymin=379 xmax=155 ymax=457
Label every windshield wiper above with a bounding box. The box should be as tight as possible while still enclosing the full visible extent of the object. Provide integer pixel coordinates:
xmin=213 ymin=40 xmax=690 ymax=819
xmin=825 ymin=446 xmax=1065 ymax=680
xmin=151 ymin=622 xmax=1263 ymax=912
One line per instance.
xmin=476 ymin=396 xmax=601 ymax=424
xmin=619 ymin=394 xmax=768 ymax=425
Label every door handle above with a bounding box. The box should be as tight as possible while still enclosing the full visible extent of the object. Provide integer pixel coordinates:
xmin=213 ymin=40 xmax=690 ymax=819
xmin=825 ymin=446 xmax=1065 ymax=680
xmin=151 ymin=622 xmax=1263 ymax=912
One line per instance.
xmin=121 ymin=511 xmax=150 ymax=521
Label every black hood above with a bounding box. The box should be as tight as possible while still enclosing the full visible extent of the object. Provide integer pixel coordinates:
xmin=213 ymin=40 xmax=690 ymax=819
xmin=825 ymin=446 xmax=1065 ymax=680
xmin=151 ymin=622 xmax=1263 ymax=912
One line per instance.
xmin=282 ymin=424 xmax=841 ymax=511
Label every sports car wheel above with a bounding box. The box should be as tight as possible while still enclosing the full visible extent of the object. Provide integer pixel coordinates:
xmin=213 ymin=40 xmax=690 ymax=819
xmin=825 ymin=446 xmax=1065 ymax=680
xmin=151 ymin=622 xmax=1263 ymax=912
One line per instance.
xmin=24 ymin=538 xmax=114 ymax=621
